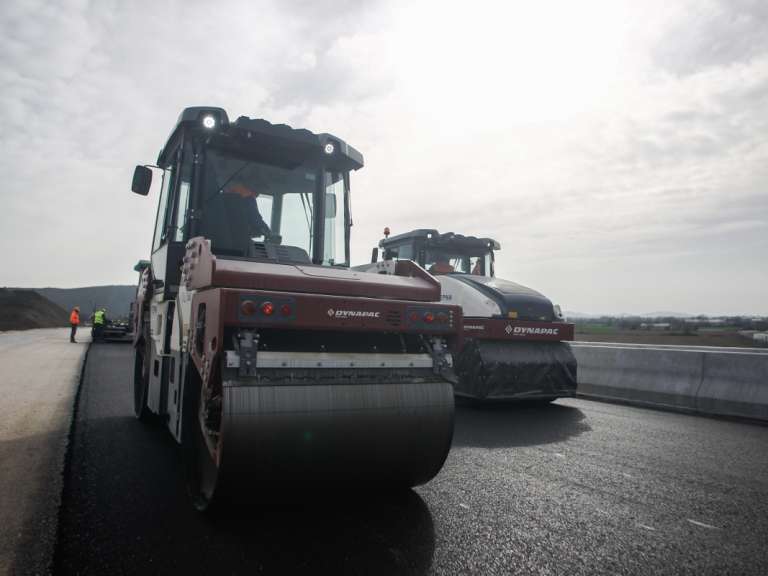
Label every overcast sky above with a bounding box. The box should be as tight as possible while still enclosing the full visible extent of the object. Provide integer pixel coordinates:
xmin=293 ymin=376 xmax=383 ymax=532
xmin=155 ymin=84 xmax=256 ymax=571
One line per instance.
xmin=1 ymin=0 xmax=766 ymax=315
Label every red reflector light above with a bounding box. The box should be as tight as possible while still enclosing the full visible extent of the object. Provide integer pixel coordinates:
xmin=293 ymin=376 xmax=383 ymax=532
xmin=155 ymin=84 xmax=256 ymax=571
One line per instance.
xmin=241 ymin=300 xmax=256 ymax=316
xmin=261 ymin=302 xmax=274 ymax=315
xmin=280 ymin=304 xmax=292 ymax=317
xmin=409 ymin=311 xmax=419 ymax=322
xmin=423 ymin=311 xmax=435 ymax=323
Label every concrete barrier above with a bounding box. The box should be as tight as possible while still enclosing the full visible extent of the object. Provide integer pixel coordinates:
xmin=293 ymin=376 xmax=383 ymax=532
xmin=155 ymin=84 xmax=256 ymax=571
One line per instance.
xmin=572 ymin=343 xmax=768 ymax=421
xmin=697 ymin=352 xmax=768 ymax=420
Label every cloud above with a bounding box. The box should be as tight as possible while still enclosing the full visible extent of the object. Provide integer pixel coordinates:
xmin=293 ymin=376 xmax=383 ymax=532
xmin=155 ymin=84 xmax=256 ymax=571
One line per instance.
xmin=0 ymin=0 xmax=390 ymax=286
xmin=0 ymin=0 xmax=765 ymax=314
xmin=653 ymin=0 xmax=768 ymax=76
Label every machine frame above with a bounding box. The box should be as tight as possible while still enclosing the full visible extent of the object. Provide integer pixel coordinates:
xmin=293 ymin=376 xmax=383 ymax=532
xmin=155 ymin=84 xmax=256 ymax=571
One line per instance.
xmin=130 ymin=109 xmax=460 ymax=509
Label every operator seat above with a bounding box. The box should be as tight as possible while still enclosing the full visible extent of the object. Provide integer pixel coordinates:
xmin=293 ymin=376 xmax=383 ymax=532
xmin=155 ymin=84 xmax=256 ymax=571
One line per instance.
xmin=429 ymin=261 xmax=455 ymax=275
xmin=264 ymin=244 xmax=311 ymax=264
xmin=201 ymin=192 xmax=259 ymax=257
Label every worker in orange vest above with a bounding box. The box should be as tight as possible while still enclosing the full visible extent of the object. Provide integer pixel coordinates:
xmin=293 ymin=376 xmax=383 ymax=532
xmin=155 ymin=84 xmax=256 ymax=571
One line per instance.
xmin=69 ymin=306 xmax=80 ymax=343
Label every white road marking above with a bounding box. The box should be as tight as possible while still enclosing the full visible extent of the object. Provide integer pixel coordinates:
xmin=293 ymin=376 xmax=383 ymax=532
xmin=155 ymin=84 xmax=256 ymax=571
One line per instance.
xmin=622 ymin=472 xmax=634 ymax=479
xmin=459 ymin=503 xmax=469 ymax=509
xmin=687 ymin=519 xmax=719 ymax=530
xmin=554 ymin=453 xmax=566 ymax=459
xmin=638 ymin=524 xmax=656 ymax=531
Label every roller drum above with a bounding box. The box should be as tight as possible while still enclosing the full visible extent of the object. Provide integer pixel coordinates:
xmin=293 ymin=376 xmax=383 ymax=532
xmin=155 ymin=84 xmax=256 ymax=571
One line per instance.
xmin=220 ymin=380 xmax=455 ymax=487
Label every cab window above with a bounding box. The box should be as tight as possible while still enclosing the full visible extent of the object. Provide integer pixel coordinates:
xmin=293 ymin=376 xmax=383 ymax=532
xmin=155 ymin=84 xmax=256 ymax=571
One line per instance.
xmin=257 ymin=195 xmax=274 ymax=232
xmin=173 ymin=181 xmax=190 ymax=242
xmin=280 ymin=192 xmax=314 ymax=256
xmin=152 ymin=163 xmax=175 ymax=251
xmin=323 ymin=173 xmax=348 ymax=266
xmin=423 ymin=251 xmax=489 ymax=275
xmin=398 ymin=244 xmax=414 ymax=260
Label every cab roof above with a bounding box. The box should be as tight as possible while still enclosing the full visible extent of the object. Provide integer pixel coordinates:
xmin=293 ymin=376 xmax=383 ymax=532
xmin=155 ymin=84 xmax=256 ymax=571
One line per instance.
xmin=380 ymin=229 xmax=501 ymax=252
xmin=157 ymin=106 xmax=364 ymax=172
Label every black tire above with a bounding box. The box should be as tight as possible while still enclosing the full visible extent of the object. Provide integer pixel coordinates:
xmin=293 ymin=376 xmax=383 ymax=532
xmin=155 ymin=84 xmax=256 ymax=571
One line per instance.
xmin=132 ymin=327 xmax=151 ymax=420
xmin=182 ymin=355 xmax=224 ymax=512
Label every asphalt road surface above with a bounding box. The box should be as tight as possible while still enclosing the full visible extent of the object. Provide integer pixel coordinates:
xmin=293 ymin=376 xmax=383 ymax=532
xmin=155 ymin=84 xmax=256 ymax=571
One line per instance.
xmin=0 ymin=328 xmax=87 ymax=576
xmin=55 ymin=344 xmax=768 ymax=575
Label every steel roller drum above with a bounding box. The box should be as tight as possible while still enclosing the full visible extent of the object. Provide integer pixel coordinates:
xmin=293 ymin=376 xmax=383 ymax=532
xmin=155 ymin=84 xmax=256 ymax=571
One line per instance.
xmin=219 ymin=380 xmax=455 ymax=487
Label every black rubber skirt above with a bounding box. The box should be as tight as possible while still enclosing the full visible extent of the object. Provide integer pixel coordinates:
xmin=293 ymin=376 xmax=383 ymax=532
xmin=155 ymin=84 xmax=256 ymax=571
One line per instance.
xmin=454 ymin=340 xmax=578 ymax=400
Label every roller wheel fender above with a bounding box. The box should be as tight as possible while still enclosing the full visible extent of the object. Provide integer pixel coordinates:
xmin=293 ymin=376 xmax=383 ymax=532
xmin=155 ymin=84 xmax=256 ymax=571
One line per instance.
xmin=181 ymin=353 xmax=224 ymax=513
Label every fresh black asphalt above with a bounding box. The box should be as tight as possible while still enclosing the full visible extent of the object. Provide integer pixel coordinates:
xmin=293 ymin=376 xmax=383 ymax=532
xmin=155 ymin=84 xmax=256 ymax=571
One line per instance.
xmin=54 ymin=344 xmax=768 ymax=575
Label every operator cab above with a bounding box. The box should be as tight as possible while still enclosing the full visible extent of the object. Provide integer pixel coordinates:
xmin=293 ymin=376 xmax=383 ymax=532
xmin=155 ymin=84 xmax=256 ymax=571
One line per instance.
xmin=131 ymin=107 xmax=363 ymax=298
xmin=378 ymin=229 xmax=499 ymax=278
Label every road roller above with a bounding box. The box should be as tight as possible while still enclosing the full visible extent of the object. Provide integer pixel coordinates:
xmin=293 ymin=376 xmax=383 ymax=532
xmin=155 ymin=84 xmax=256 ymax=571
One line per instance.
xmin=129 ymin=108 xmax=460 ymax=510
xmin=359 ymin=228 xmax=577 ymax=402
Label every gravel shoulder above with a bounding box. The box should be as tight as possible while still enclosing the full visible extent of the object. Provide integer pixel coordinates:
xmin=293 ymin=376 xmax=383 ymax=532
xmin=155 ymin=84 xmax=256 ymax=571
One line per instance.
xmin=0 ymin=329 xmax=88 ymax=575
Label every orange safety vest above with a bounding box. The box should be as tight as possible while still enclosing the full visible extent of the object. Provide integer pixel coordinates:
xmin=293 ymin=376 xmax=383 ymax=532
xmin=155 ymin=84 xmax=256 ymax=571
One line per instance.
xmin=70 ymin=310 xmax=80 ymax=325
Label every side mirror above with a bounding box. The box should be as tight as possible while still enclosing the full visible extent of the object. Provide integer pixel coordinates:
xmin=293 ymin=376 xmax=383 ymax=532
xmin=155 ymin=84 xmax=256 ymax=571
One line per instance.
xmin=371 ymin=247 xmax=379 ymax=263
xmin=325 ymin=192 xmax=337 ymax=218
xmin=132 ymin=165 xmax=152 ymax=196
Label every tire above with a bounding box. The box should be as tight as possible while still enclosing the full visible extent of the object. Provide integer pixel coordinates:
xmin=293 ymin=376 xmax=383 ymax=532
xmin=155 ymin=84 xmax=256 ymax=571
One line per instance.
xmin=132 ymin=325 xmax=151 ymax=420
xmin=182 ymin=355 xmax=224 ymax=512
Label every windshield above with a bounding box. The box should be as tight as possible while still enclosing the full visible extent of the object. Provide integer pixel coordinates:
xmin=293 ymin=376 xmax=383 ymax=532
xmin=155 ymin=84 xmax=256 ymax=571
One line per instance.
xmin=197 ymin=148 xmax=348 ymax=265
xmin=424 ymin=249 xmax=493 ymax=276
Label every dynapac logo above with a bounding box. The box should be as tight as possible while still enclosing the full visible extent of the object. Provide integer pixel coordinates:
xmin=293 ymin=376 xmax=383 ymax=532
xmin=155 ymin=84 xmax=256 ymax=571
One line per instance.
xmin=327 ymin=308 xmax=381 ymax=319
xmin=507 ymin=325 xmax=560 ymax=336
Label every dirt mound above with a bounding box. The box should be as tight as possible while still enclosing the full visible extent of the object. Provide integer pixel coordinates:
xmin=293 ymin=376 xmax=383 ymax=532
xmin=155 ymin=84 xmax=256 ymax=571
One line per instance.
xmin=0 ymin=288 xmax=69 ymax=331
xmin=35 ymin=285 xmax=135 ymax=319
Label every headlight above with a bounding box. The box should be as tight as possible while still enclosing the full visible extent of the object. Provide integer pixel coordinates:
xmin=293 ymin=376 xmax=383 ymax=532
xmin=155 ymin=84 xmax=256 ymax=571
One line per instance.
xmin=324 ymin=142 xmax=335 ymax=155
xmin=202 ymin=115 xmax=216 ymax=129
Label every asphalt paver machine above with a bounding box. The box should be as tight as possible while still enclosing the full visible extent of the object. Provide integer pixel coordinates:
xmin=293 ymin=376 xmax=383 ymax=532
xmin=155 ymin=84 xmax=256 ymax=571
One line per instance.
xmin=130 ymin=108 xmax=460 ymax=510
xmin=364 ymin=228 xmax=577 ymax=402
